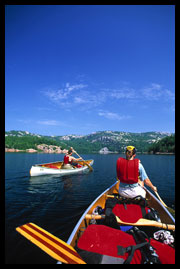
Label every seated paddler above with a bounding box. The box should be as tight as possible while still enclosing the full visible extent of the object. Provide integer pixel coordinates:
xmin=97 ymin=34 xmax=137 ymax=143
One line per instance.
xmin=116 ymin=145 xmax=157 ymax=198
xmin=62 ymin=148 xmax=82 ymax=169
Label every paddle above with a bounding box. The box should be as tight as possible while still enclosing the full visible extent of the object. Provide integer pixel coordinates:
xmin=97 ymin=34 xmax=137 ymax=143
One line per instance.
xmin=154 ymin=191 xmax=175 ymax=216
xmin=73 ymin=149 xmax=93 ymax=172
xmin=16 ymin=223 xmax=86 ymax=264
xmin=85 ymin=214 xmax=175 ymax=231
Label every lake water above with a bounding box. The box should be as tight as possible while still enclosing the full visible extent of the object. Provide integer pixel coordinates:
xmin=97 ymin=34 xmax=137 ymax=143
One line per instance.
xmin=5 ymin=153 xmax=175 ymax=264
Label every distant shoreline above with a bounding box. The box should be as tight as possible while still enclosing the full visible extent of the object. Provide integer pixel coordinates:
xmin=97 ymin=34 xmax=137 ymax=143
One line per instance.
xmin=5 ymin=148 xmax=175 ymax=155
xmin=5 ymin=148 xmax=68 ymax=154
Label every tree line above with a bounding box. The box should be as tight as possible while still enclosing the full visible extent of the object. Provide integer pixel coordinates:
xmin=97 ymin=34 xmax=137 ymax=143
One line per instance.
xmin=5 ymin=136 xmax=64 ymax=150
xmin=147 ymin=135 xmax=175 ymax=154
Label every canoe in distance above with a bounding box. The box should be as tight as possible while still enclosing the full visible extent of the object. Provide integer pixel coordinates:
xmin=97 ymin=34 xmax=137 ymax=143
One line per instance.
xmin=29 ymin=160 xmax=94 ymax=177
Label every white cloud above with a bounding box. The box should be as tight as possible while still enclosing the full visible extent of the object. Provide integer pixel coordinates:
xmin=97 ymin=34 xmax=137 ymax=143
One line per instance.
xmin=37 ymin=120 xmax=59 ymax=126
xmin=98 ymin=111 xmax=131 ymax=120
xmin=44 ymin=83 xmax=88 ymax=102
xmin=164 ymin=89 xmax=175 ymax=101
xmin=17 ymin=119 xmax=69 ymax=128
xmin=108 ymin=83 xmax=175 ymax=102
xmin=109 ymin=87 xmax=137 ymax=99
xmin=74 ymin=96 xmax=88 ymax=104
xmin=42 ymin=81 xmax=174 ymax=114
xmin=141 ymin=83 xmax=163 ymax=100
xmin=17 ymin=119 xmax=32 ymax=124
xmin=36 ymin=120 xmax=63 ymax=126
xmin=141 ymin=83 xmax=175 ymax=101
xmin=66 ymin=82 xmax=87 ymax=91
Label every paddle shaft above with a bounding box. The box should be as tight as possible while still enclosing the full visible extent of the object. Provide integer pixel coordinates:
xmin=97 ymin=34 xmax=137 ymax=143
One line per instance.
xmin=154 ymin=191 xmax=175 ymax=215
xmin=154 ymin=191 xmax=167 ymax=207
xmin=85 ymin=214 xmax=175 ymax=231
xmin=142 ymin=186 xmax=175 ymax=216
xmin=73 ymin=150 xmax=93 ymax=171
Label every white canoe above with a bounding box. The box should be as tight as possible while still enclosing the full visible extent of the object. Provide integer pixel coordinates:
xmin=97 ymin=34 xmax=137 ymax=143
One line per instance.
xmin=29 ymin=160 xmax=94 ymax=177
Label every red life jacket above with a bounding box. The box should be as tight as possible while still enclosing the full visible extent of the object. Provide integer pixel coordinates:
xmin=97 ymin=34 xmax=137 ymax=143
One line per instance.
xmin=64 ymin=155 xmax=70 ymax=164
xmin=64 ymin=155 xmax=82 ymax=168
xmin=116 ymin=157 xmax=139 ymax=184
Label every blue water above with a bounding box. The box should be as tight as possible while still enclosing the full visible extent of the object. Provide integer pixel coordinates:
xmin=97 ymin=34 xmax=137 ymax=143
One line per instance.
xmin=5 ymin=153 xmax=175 ymax=264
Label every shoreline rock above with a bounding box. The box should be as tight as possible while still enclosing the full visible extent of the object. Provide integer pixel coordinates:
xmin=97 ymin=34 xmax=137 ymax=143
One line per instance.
xmin=99 ymin=147 xmax=118 ymax=154
xmin=5 ymin=144 xmax=68 ymax=154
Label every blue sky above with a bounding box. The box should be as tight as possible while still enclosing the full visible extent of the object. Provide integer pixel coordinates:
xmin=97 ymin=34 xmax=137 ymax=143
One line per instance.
xmin=5 ymin=5 xmax=175 ymax=136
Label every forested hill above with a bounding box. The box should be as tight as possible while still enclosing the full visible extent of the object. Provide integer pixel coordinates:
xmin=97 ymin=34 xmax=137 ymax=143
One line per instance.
xmin=5 ymin=130 xmax=174 ymax=154
xmin=148 ymin=135 xmax=175 ymax=154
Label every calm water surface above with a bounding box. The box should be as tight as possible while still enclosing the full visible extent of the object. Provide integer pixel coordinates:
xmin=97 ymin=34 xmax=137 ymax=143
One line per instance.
xmin=5 ymin=153 xmax=175 ymax=264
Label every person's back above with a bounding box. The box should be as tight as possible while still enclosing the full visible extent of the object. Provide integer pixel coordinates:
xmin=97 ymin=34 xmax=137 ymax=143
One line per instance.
xmin=116 ymin=146 xmax=157 ymax=198
xmin=62 ymin=148 xmax=82 ymax=169
xmin=62 ymin=150 xmax=74 ymax=169
xmin=116 ymin=157 xmax=139 ymax=184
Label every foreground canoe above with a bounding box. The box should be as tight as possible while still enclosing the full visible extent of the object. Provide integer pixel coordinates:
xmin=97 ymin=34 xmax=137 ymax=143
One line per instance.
xmin=30 ymin=160 xmax=94 ymax=177
xmin=61 ymin=181 xmax=175 ymax=264
xmin=16 ymin=180 xmax=175 ymax=264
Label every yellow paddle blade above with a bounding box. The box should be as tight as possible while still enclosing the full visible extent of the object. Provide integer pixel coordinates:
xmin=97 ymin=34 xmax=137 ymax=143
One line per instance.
xmin=115 ymin=216 xmax=175 ymax=231
xmin=83 ymin=161 xmax=93 ymax=171
xmin=16 ymin=223 xmax=86 ymax=264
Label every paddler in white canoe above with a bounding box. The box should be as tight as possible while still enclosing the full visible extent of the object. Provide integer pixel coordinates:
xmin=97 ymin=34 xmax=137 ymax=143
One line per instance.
xmin=62 ymin=148 xmax=83 ymax=169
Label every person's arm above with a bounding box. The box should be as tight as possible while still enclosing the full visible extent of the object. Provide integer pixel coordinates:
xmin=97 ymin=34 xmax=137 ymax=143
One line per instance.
xmin=75 ymin=157 xmax=82 ymax=161
xmin=69 ymin=156 xmax=82 ymax=162
xmin=144 ymin=178 xmax=157 ymax=192
xmin=138 ymin=179 xmax=144 ymax=187
xmin=139 ymin=162 xmax=157 ymax=192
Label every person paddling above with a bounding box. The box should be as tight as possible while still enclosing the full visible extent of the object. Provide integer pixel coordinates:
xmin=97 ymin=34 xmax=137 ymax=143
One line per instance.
xmin=62 ymin=148 xmax=82 ymax=169
xmin=116 ymin=146 xmax=157 ymax=198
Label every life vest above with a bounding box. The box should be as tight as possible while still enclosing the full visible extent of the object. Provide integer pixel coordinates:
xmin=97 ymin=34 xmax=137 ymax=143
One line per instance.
xmin=64 ymin=155 xmax=71 ymax=164
xmin=64 ymin=155 xmax=82 ymax=168
xmin=116 ymin=157 xmax=139 ymax=184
